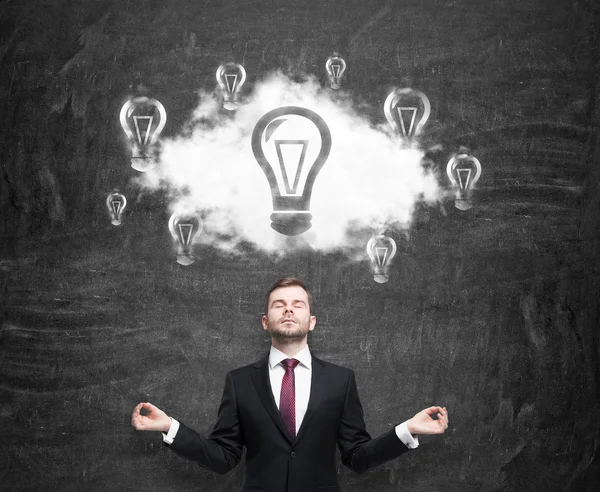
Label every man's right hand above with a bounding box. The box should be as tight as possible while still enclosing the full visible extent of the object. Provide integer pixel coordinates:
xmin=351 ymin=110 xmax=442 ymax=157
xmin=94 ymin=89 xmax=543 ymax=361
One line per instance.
xmin=131 ymin=402 xmax=171 ymax=432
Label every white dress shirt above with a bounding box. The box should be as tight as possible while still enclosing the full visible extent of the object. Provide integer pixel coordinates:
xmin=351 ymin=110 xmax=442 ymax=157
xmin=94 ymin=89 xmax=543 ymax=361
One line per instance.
xmin=163 ymin=345 xmax=418 ymax=449
xmin=268 ymin=345 xmax=312 ymax=435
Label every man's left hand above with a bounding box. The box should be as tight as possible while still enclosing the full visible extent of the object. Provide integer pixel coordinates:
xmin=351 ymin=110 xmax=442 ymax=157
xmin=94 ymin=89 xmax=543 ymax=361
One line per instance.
xmin=407 ymin=406 xmax=449 ymax=435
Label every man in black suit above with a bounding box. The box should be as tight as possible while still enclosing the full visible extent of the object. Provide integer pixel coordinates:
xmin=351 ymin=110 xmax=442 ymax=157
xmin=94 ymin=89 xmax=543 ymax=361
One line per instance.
xmin=132 ymin=277 xmax=448 ymax=492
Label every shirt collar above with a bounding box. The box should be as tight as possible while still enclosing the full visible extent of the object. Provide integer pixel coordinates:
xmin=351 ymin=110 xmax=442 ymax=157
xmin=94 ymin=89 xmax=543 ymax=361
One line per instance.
xmin=269 ymin=345 xmax=312 ymax=370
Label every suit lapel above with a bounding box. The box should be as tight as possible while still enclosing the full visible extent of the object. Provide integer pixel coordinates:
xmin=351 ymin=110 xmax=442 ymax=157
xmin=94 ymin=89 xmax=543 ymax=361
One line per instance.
xmin=250 ymin=355 xmax=291 ymax=442
xmin=294 ymin=355 xmax=329 ymax=444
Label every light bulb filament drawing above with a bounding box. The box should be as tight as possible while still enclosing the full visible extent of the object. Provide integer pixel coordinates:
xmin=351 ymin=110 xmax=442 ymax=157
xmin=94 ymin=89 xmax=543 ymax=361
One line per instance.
xmin=225 ymin=74 xmax=238 ymax=93
xmin=457 ymin=168 xmax=472 ymax=190
xmin=274 ymin=140 xmax=309 ymax=195
xmin=374 ymin=247 xmax=390 ymax=266
xmin=177 ymin=223 xmax=194 ymax=247
xmin=133 ymin=115 xmax=153 ymax=145
xmin=396 ymin=107 xmax=418 ymax=137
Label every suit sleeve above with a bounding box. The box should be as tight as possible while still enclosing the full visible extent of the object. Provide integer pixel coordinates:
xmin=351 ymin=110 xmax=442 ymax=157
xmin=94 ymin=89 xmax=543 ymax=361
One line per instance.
xmin=167 ymin=371 xmax=243 ymax=475
xmin=337 ymin=370 xmax=411 ymax=474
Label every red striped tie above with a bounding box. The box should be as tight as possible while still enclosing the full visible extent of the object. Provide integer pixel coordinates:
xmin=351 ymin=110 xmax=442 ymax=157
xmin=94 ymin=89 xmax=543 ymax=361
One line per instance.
xmin=280 ymin=358 xmax=300 ymax=439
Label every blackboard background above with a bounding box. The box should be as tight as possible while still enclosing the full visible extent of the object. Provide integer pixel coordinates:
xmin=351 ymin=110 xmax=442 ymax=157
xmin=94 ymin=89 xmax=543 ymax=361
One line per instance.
xmin=1 ymin=0 xmax=599 ymax=491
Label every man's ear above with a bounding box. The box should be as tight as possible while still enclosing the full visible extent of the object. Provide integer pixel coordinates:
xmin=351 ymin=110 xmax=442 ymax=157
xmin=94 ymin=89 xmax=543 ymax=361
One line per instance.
xmin=309 ymin=315 xmax=316 ymax=331
xmin=262 ymin=315 xmax=268 ymax=331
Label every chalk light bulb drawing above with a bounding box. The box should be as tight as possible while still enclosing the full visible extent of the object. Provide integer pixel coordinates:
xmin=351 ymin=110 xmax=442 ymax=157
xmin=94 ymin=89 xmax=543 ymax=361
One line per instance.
xmin=251 ymin=106 xmax=332 ymax=236
xmin=366 ymin=234 xmax=397 ymax=284
xmin=168 ymin=213 xmax=203 ymax=266
xmin=325 ymin=52 xmax=347 ymax=90
xmin=119 ymin=96 xmax=167 ymax=172
xmin=216 ymin=62 xmax=247 ymax=111
xmin=384 ymin=88 xmax=431 ymax=141
xmin=106 ymin=190 xmax=127 ymax=226
xmin=446 ymin=153 xmax=482 ymax=210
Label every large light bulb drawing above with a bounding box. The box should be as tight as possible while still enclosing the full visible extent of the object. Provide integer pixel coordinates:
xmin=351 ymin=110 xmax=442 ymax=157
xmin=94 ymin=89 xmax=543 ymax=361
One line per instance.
xmin=106 ymin=190 xmax=127 ymax=226
xmin=366 ymin=234 xmax=397 ymax=284
xmin=446 ymin=153 xmax=482 ymax=210
xmin=168 ymin=213 xmax=203 ymax=266
xmin=119 ymin=96 xmax=167 ymax=172
xmin=325 ymin=53 xmax=347 ymax=90
xmin=384 ymin=88 xmax=431 ymax=141
xmin=216 ymin=62 xmax=247 ymax=111
xmin=251 ymin=106 xmax=332 ymax=236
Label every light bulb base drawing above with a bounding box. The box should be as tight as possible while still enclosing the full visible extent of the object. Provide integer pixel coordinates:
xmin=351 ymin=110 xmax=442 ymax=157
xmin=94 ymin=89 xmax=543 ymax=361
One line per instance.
xmin=252 ymin=106 xmax=332 ymax=237
xmin=176 ymin=253 xmax=195 ymax=266
xmin=129 ymin=142 xmax=160 ymax=172
xmin=454 ymin=197 xmax=473 ymax=211
xmin=373 ymin=272 xmax=390 ymax=284
xmin=222 ymin=100 xmax=238 ymax=111
xmin=130 ymin=156 xmax=157 ymax=172
xmin=270 ymin=211 xmax=313 ymax=236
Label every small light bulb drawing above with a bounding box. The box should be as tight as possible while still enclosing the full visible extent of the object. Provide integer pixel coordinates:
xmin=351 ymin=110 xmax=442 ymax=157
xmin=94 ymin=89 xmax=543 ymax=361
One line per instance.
xmin=325 ymin=52 xmax=347 ymax=90
xmin=366 ymin=234 xmax=397 ymax=284
xmin=106 ymin=190 xmax=127 ymax=226
xmin=384 ymin=88 xmax=431 ymax=141
xmin=446 ymin=153 xmax=482 ymax=210
xmin=119 ymin=96 xmax=167 ymax=172
xmin=168 ymin=213 xmax=203 ymax=266
xmin=216 ymin=62 xmax=247 ymax=111
xmin=251 ymin=106 xmax=332 ymax=236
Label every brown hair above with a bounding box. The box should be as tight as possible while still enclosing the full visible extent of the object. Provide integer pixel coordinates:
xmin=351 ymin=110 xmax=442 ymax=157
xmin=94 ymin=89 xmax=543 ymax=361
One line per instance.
xmin=264 ymin=277 xmax=313 ymax=314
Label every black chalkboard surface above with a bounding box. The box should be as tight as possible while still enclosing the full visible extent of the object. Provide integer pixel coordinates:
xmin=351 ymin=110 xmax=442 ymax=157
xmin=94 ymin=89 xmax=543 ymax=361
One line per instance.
xmin=1 ymin=0 xmax=599 ymax=491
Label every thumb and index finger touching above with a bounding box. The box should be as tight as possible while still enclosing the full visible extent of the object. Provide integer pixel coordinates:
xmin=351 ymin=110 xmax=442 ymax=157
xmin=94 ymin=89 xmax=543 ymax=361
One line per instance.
xmin=133 ymin=401 xmax=158 ymax=414
xmin=423 ymin=406 xmax=449 ymax=423
xmin=424 ymin=406 xmax=444 ymax=415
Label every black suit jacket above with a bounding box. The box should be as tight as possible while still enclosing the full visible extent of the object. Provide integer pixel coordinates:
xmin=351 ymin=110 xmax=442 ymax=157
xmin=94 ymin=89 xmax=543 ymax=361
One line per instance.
xmin=169 ymin=354 xmax=410 ymax=492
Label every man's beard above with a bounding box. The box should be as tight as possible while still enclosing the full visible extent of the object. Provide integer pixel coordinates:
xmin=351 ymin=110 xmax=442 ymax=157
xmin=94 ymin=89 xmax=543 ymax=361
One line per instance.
xmin=266 ymin=316 xmax=310 ymax=343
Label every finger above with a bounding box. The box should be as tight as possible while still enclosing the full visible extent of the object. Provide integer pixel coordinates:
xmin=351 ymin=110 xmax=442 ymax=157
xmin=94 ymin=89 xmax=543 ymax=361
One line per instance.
xmin=131 ymin=402 xmax=144 ymax=426
xmin=434 ymin=407 xmax=446 ymax=421
xmin=424 ymin=406 xmax=443 ymax=415
xmin=142 ymin=402 xmax=156 ymax=411
xmin=441 ymin=407 xmax=449 ymax=426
